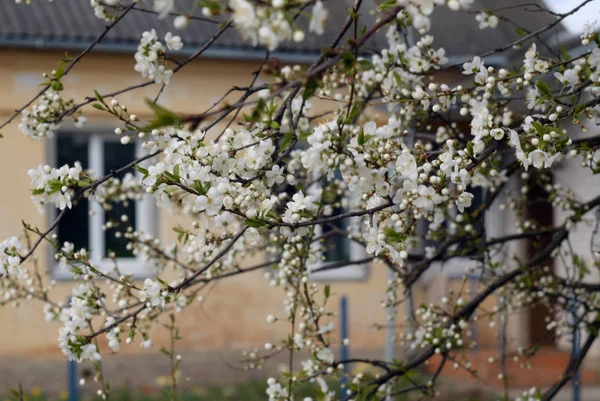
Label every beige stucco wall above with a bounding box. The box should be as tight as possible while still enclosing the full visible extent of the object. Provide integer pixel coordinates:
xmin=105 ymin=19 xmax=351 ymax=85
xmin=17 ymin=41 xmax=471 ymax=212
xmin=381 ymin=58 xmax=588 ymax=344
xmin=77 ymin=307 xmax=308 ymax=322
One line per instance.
xmin=0 ymin=48 xmax=400 ymax=362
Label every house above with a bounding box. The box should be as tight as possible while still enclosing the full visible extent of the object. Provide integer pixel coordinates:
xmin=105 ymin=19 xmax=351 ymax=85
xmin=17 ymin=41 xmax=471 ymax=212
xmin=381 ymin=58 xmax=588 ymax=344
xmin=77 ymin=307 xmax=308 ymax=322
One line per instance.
xmin=0 ymin=0 xmax=596 ymax=393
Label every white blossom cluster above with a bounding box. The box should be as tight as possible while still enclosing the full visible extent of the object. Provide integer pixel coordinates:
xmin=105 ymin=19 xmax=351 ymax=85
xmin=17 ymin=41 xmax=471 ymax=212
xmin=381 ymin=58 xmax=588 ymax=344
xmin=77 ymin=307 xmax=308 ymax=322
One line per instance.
xmin=397 ymin=0 xmax=474 ymax=34
xmin=6 ymin=1 xmax=600 ymax=399
xmin=0 ymin=237 xmax=23 ymax=278
xmin=405 ymin=303 xmax=470 ymax=353
xmin=475 ymin=12 xmax=499 ymax=30
xmin=514 ymin=387 xmax=542 ymax=401
xmin=227 ymin=0 xmax=328 ymax=50
xmin=18 ymin=89 xmax=81 ymax=140
xmin=27 ymin=162 xmax=84 ymax=212
xmin=138 ymin=278 xmax=166 ymax=309
xmin=90 ymin=0 xmax=118 ymax=21
xmin=57 ymin=283 xmax=102 ymax=362
xmin=134 ymin=29 xmax=183 ymax=84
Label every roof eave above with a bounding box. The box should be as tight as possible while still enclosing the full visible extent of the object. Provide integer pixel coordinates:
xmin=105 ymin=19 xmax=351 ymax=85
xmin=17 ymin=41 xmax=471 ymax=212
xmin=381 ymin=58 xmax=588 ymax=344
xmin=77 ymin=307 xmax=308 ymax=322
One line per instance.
xmin=0 ymin=37 xmax=320 ymax=64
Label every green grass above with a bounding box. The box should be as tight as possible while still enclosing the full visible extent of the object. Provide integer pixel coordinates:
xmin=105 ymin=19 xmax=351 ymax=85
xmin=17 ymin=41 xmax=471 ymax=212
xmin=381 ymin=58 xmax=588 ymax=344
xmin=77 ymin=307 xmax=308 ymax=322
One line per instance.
xmin=9 ymin=379 xmax=495 ymax=401
xmin=10 ymin=381 xmax=329 ymax=401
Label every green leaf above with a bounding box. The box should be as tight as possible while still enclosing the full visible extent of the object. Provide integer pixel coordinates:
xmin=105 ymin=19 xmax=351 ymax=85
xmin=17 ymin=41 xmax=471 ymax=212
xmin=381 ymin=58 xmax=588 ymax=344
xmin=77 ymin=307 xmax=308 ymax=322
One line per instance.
xmin=201 ymin=0 xmax=221 ymax=12
xmin=94 ymin=90 xmax=103 ymax=102
xmin=573 ymin=103 xmax=585 ymax=122
xmin=92 ymin=103 xmax=105 ymax=111
xmin=357 ymin=127 xmax=365 ymax=146
xmin=341 ymin=51 xmax=355 ymax=69
xmin=358 ymin=59 xmax=373 ymax=69
xmin=324 ymin=285 xmax=330 ymax=299
xmin=190 ymin=181 xmax=210 ymax=196
xmin=173 ymin=225 xmax=189 ymax=243
xmin=515 ymin=26 xmax=527 ymax=36
xmin=134 ymin=165 xmax=148 ymax=175
xmin=245 ymin=218 xmax=267 ymax=228
xmin=384 ymin=228 xmax=407 ymax=243
xmin=573 ymin=254 xmax=590 ymax=279
xmin=345 ymin=103 xmax=360 ymax=124
xmin=378 ymin=0 xmax=398 ymax=10
xmin=531 ymin=121 xmax=547 ymax=136
xmin=55 ymin=67 xmax=65 ymax=80
xmin=159 ymin=346 xmax=170 ymax=356
xmin=145 ymin=99 xmax=183 ymax=130
xmin=303 ymin=76 xmax=319 ymax=100
xmin=535 ymin=80 xmax=552 ymax=99
xmin=280 ymin=133 xmax=293 ymax=152
xmin=51 ymin=80 xmax=64 ymax=91
xmin=560 ymin=45 xmax=570 ymax=61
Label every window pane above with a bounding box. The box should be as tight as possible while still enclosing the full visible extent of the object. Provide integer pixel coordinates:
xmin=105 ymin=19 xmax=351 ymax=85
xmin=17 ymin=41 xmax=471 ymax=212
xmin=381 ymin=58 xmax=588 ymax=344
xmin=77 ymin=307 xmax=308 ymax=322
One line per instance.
xmin=322 ymin=172 xmax=351 ymax=263
xmin=322 ymin=206 xmax=351 ymax=263
xmin=56 ymin=135 xmax=89 ymax=251
xmin=103 ymin=141 xmax=136 ymax=258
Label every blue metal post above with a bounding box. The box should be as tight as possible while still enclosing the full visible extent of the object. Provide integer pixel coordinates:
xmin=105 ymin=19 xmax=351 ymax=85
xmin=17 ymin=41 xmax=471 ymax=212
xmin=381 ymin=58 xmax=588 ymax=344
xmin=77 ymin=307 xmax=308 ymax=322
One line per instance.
xmin=67 ymin=297 xmax=79 ymax=401
xmin=571 ymin=302 xmax=581 ymax=401
xmin=68 ymin=359 xmax=78 ymax=401
xmin=340 ymin=295 xmax=349 ymax=399
xmin=469 ymin=277 xmax=479 ymax=352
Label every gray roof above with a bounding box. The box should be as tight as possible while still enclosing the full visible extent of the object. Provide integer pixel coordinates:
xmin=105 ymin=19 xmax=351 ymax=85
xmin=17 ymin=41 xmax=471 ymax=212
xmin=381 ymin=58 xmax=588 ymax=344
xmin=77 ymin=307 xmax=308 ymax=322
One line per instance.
xmin=0 ymin=0 xmax=564 ymax=64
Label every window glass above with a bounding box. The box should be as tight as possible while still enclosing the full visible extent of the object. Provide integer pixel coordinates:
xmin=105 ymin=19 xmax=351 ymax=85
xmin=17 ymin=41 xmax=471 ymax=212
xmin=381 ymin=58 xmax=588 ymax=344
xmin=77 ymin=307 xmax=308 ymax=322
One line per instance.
xmin=56 ymin=135 xmax=89 ymax=251
xmin=103 ymin=140 xmax=136 ymax=258
xmin=322 ymin=204 xmax=351 ymax=263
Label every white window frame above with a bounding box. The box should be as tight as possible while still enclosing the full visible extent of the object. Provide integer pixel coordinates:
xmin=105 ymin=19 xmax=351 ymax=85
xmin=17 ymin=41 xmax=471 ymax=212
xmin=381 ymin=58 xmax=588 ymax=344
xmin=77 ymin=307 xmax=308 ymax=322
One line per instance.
xmin=307 ymin=216 xmax=370 ymax=282
xmin=49 ymin=131 xmax=158 ymax=280
xmin=421 ymin=190 xmax=504 ymax=282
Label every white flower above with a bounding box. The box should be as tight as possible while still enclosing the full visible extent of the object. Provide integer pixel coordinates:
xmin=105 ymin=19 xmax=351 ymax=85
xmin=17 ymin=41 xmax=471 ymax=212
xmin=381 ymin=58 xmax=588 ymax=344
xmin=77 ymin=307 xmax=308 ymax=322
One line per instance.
xmin=193 ymin=187 xmax=223 ymax=216
xmin=173 ymin=15 xmax=189 ymax=30
xmin=165 ymin=32 xmax=183 ymax=51
xmin=475 ymin=13 xmax=498 ymax=30
xmin=363 ymin=226 xmax=384 ymax=255
xmin=134 ymin=30 xmax=177 ymax=84
xmin=309 ymin=1 xmax=328 ymax=35
xmin=414 ymin=185 xmax=442 ymax=212
xmin=18 ymin=89 xmax=66 ymax=139
xmin=554 ymin=69 xmax=579 ymax=88
xmin=139 ymin=279 xmax=165 ymax=309
xmin=396 ymin=150 xmax=417 ymax=179
xmin=508 ymin=129 xmax=530 ymax=170
xmin=265 ymin=165 xmax=285 ymax=187
xmin=490 ymin=128 xmax=505 ymax=140
xmin=463 ymin=56 xmax=484 ymax=75
xmin=582 ymin=20 xmax=597 ymax=39
xmin=456 ymin=191 xmax=474 ymax=213
xmin=245 ymin=227 xmax=261 ymax=245
xmin=27 ymin=163 xmax=82 ymax=211
xmin=80 ymin=344 xmax=102 ymax=362
xmin=317 ymin=322 xmax=335 ymax=334
xmin=266 ymin=379 xmax=288 ymax=401
xmin=153 ymin=0 xmax=174 ymax=19
xmin=316 ymin=347 xmax=335 ymax=364
xmin=0 ymin=236 xmax=23 ymax=277
xmin=528 ymin=149 xmax=547 ymax=169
